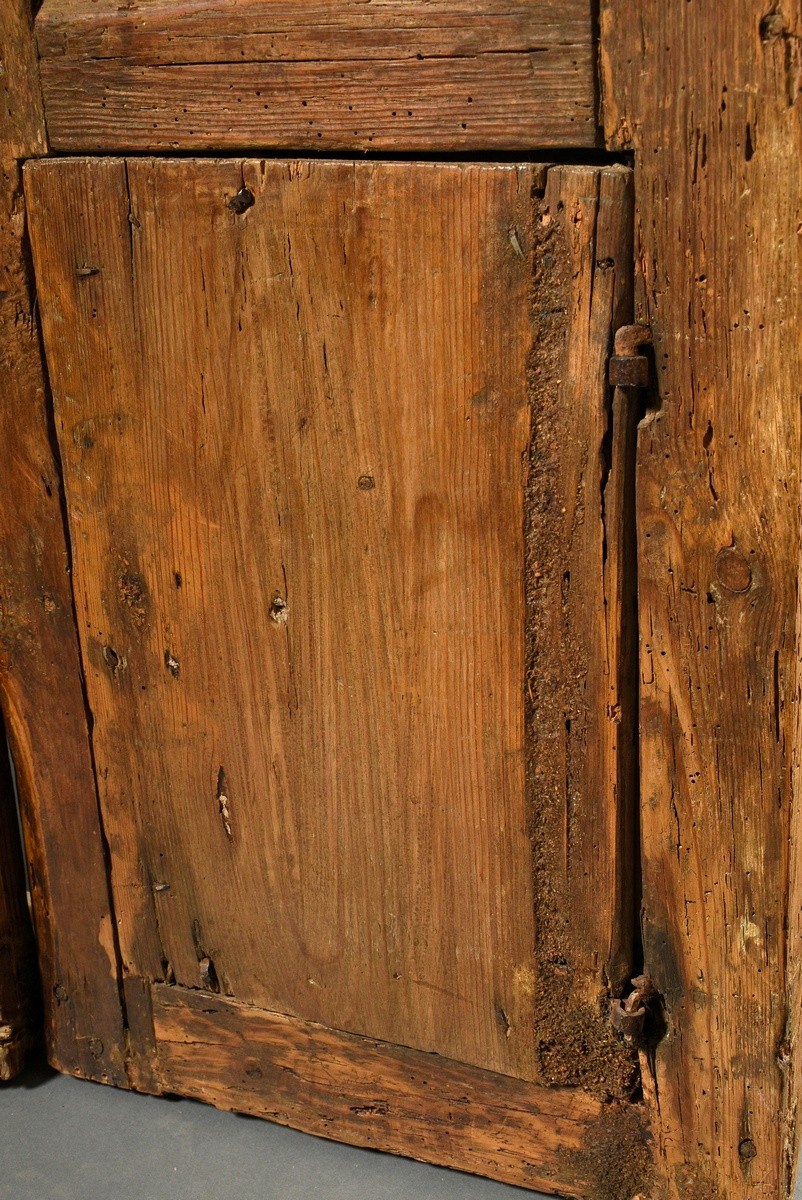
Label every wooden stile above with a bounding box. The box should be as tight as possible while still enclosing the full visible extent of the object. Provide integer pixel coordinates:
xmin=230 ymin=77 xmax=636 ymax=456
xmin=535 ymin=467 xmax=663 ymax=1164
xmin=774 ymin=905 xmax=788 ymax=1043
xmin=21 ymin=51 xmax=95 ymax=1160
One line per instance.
xmin=0 ymin=0 xmax=127 ymax=1085
xmin=602 ymin=2 xmax=802 ymax=1196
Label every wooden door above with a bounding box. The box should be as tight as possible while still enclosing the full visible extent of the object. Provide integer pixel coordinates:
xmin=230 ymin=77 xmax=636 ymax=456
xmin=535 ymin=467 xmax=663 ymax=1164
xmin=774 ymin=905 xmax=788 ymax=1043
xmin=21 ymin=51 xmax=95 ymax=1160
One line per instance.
xmin=22 ymin=154 xmax=641 ymax=1193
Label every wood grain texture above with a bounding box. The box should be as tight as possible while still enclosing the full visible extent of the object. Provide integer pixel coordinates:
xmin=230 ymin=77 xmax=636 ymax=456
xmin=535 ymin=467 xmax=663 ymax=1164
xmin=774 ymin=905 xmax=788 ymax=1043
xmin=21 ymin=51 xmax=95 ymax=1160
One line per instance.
xmin=34 ymin=0 xmax=598 ymax=152
xmin=150 ymin=982 xmax=652 ymax=1198
xmin=601 ymin=2 xmax=802 ymax=1197
xmin=0 ymin=0 xmax=127 ymax=1085
xmin=26 ymin=155 xmax=541 ymax=1083
xmin=25 ymin=156 xmax=637 ymax=1104
xmin=526 ymin=164 xmax=639 ymax=1100
xmin=36 ymin=0 xmax=592 ymax=59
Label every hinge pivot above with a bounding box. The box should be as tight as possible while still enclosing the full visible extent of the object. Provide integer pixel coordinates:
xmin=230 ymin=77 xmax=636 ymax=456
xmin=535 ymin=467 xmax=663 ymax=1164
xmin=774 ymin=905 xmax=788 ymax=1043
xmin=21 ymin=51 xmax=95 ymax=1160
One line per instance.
xmin=609 ymin=323 xmax=652 ymax=388
xmin=610 ymin=973 xmax=657 ymax=1043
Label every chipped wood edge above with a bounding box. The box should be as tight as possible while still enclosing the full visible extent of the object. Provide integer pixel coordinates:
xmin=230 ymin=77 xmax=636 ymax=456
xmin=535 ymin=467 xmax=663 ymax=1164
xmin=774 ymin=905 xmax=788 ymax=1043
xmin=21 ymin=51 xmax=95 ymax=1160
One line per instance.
xmin=527 ymin=163 xmax=643 ymax=1106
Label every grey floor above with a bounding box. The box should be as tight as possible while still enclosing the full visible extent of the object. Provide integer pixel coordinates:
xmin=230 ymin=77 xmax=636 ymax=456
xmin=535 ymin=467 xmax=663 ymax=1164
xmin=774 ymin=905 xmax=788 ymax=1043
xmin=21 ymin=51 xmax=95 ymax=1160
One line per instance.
xmin=0 ymin=1056 xmax=537 ymax=1200
xmin=4 ymin=1059 xmax=801 ymax=1200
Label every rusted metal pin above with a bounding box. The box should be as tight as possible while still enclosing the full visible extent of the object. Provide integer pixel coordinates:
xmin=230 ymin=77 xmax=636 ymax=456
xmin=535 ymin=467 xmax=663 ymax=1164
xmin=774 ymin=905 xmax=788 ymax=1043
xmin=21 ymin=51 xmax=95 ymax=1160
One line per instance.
xmin=608 ymin=323 xmax=652 ymax=389
xmin=610 ymin=973 xmax=657 ymax=1043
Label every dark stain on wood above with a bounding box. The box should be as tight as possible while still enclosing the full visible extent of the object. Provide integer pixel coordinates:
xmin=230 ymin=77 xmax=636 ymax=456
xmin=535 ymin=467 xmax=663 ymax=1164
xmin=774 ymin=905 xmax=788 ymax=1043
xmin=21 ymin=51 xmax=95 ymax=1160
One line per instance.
xmin=566 ymin=1103 xmax=654 ymax=1200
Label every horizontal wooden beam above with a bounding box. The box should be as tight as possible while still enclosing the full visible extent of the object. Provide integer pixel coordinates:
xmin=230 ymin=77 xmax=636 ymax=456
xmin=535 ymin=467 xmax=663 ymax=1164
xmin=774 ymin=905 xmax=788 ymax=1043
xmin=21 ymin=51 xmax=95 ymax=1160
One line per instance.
xmin=36 ymin=0 xmax=594 ymax=61
xmin=35 ymin=0 xmax=598 ymax=151
xmin=151 ymin=983 xmax=653 ymax=1197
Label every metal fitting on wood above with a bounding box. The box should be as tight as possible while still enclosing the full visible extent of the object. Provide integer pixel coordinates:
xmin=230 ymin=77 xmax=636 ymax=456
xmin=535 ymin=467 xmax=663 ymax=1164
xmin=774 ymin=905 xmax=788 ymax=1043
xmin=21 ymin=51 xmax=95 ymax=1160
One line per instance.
xmin=608 ymin=323 xmax=652 ymax=388
xmin=610 ymin=973 xmax=657 ymax=1043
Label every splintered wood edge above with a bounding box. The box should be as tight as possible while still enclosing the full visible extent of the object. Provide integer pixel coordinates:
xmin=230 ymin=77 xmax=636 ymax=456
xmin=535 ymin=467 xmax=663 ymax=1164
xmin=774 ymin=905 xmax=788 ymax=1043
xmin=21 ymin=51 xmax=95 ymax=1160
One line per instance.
xmin=148 ymin=983 xmax=653 ymax=1198
xmin=34 ymin=0 xmax=599 ymax=151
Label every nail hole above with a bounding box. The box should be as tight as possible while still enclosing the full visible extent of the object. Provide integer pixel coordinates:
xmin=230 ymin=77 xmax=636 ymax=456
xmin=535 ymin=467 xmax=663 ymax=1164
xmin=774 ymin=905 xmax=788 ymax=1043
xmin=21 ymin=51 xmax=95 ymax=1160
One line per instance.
xmin=229 ymin=187 xmax=255 ymax=214
xmin=357 ymin=474 xmax=375 ymax=491
xmin=102 ymin=645 xmax=121 ymax=671
xmin=270 ymin=595 xmax=289 ymax=624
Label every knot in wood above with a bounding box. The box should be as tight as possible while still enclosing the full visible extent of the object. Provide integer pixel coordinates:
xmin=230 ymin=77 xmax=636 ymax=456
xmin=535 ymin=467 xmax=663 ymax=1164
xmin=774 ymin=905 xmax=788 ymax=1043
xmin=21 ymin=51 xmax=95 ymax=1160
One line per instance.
xmin=715 ymin=547 xmax=753 ymax=593
xmin=229 ymin=186 xmax=255 ymax=214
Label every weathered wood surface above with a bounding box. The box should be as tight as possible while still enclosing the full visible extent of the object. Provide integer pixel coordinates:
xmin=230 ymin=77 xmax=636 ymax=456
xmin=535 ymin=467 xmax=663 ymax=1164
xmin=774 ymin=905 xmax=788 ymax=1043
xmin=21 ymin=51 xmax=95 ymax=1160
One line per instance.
xmin=150 ymin=983 xmax=652 ymax=1198
xmin=527 ymin=164 xmax=639 ymax=1099
xmin=25 ymin=156 xmax=637 ymax=1107
xmin=0 ymin=0 xmax=127 ymax=1085
xmin=602 ymin=3 xmax=802 ymax=1197
xmin=0 ymin=733 xmax=37 ymax=1080
xmin=26 ymin=155 xmax=542 ymax=1084
xmin=35 ymin=0 xmax=597 ymax=151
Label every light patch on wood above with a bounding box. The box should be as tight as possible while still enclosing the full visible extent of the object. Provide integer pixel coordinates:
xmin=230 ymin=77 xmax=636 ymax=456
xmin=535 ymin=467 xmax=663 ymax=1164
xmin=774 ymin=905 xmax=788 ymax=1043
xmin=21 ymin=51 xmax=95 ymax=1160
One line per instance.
xmin=96 ymin=912 xmax=120 ymax=982
xmin=739 ymin=916 xmax=760 ymax=950
xmin=216 ymin=768 xmax=232 ymax=840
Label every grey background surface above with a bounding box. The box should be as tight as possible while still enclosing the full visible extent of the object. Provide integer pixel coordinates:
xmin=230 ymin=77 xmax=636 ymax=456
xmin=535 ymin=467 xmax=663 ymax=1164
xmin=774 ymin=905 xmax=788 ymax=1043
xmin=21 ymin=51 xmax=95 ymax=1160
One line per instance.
xmin=2 ymin=1058 xmax=800 ymax=1199
xmin=0 ymin=1058 xmax=534 ymax=1200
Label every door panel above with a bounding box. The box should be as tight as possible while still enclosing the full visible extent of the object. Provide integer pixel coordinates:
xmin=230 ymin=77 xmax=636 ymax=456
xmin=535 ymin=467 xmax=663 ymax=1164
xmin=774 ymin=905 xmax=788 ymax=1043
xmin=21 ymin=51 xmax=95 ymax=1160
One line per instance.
xmin=24 ymin=157 xmax=635 ymax=1098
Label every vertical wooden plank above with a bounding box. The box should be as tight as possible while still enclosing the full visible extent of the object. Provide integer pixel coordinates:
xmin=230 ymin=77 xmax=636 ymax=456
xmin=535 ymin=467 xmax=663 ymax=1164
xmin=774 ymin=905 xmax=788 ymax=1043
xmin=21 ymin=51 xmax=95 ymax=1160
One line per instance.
xmin=25 ymin=156 xmax=544 ymax=1082
xmin=527 ymin=164 xmax=640 ymax=1100
xmin=0 ymin=0 xmax=127 ymax=1083
xmin=601 ymin=2 xmax=802 ymax=1196
xmin=25 ymin=156 xmax=639 ymax=1102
